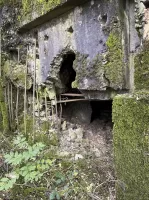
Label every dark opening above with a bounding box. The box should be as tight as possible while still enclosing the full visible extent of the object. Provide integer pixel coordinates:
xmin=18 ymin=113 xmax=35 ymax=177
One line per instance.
xmin=67 ymin=26 xmax=74 ymax=33
xmin=61 ymin=100 xmax=112 ymax=125
xmin=44 ymin=34 xmax=49 ymax=41
xmin=9 ymin=49 xmax=18 ymax=61
xmin=101 ymin=14 xmax=107 ymax=24
xmin=34 ymin=31 xmax=39 ymax=47
xmin=143 ymin=1 xmax=149 ymax=8
xmin=59 ymin=52 xmax=76 ymax=91
xmin=90 ymin=100 xmax=112 ymax=123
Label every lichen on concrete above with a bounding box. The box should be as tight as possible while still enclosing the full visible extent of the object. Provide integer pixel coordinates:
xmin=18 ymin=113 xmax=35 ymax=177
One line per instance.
xmin=113 ymin=94 xmax=149 ymax=200
xmin=73 ymin=53 xmax=109 ymax=91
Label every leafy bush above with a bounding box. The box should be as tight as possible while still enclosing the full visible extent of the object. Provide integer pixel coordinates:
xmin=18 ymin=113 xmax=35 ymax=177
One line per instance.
xmin=0 ymin=134 xmax=112 ymax=199
xmin=0 ymin=135 xmax=55 ymax=191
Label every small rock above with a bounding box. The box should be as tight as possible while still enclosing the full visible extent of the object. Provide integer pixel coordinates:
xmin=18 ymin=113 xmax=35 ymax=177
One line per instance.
xmin=75 ymin=154 xmax=84 ymax=160
xmin=40 ymin=111 xmax=45 ymax=117
xmin=59 ymin=151 xmax=70 ymax=157
xmin=61 ymin=121 xmax=67 ymax=131
xmin=68 ymin=129 xmax=77 ymax=141
xmin=76 ymin=128 xmax=84 ymax=142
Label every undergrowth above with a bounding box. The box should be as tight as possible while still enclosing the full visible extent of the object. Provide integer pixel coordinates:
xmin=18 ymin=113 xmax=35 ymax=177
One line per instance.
xmin=0 ymin=133 xmax=112 ymax=200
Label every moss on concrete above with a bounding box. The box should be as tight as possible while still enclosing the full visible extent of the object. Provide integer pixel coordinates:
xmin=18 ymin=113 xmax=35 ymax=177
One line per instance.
xmin=18 ymin=114 xmax=34 ymax=135
xmin=73 ymin=30 xmax=124 ymax=91
xmin=72 ymin=80 xmax=79 ymax=89
xmin=22 ymin=0 xmax=60 ymax=14
xmin=0 ymin=79 xmax=9 ymax=133
xmin=3 ymin=60 xmax=32 ymax=89
xmin=134 ymin=41 xmax=149 ymax=90
xmin=113 ymin=94 xmax=149 ymax=200
xmin=104 ymin=31 xmax=124 ymax=90
xmin=20 ymin=0 xmax=61 ymax=22
xmin=73 ymin=53 xmax=88 ymax=87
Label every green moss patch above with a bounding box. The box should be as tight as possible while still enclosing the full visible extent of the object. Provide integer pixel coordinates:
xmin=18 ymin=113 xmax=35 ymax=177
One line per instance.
xmin=134 ymin=41 xmax=149 ymax=90
xmin=113 ymin=94 xmax=149 ymax=200
xmin=104 ymin=31 xmax=124 ymax=90
xmin=73 ymin=30 xmax=124 ymax=91
xmin=20 ymin=0 xmax=61 ymax=22
xmin=0 ymin=79 xmax=9 ymax=133
xmin=3 ymin=60 xmax=32 ymax=89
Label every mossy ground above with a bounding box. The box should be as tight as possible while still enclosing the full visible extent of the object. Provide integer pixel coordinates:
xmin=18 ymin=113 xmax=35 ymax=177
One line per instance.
xmin=113 ymin=94 xmax=149 ymax=200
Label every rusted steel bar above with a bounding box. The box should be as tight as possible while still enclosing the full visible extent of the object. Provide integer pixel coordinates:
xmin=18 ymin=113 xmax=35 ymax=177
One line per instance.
xmin=61 ymin=93 xmax=84 ymax=97
xmin=56 ymin=99 xmax=87 ymax=103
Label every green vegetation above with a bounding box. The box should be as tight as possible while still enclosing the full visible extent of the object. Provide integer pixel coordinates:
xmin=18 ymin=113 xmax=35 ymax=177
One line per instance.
xmin=73 ymin=30 xmax=124 ymax=91
xmin=0 ymin=0 xmax=61 ymax=22
xmin=3 ymin=61 xmax=32 ymax=90
xmin=134 ymin=41 xmax=149 ymax=90
xmin=0 ymin=79 xmax=9 ymax=133
xmin=0 ymin=135 xmax=49 ymax=191
xmin=104 ymin=31 xmax=124 ymax=90
xmin=113 ymin=94 xmax=149 ymax=200
xmin=21 ymin=0 xmax=61 ymax=15
xmin=0 ymin=133 xmax=110 ymax=199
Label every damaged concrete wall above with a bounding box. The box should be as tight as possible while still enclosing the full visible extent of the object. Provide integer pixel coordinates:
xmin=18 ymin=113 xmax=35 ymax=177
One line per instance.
xmin=1 ymin=0 xmax=149 ymax=199
xmin=34 ymin=0 xmax=129 ymax=99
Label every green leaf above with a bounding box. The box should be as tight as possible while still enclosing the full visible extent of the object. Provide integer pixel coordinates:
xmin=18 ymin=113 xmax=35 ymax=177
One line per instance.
xmin=56 ymin=192 xmax=60 ymax=200
xmin=0 ymin=178 xmax=9 ymax=182
xmin=56 ymin=179 xmax=62 ymax=185
xmin=50 ymin=191 xmax=56 ymax=200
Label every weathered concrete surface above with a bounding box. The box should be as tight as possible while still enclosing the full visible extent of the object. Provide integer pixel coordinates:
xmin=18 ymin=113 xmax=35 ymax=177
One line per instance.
xmin=36 ymin=0 xmax=128 ymax=96
xmin=19 ymin=0 xmax=89 ymax=33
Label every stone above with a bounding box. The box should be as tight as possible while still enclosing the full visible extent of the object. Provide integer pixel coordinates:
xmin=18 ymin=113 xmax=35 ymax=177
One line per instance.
xmin=59 ymin=151 xmax=70 ymax=157
xmin=75 ymin=154 xmax=84 ymax=160
xmin=61 ymin=121 xmax=67 ymax=131
xmin=40 ymin=111 xmax=45 ymax=117
xmin=68 ymin=129 xmax=77 ymax=141
xmin=75 ymin=128 xmax=84 ymax=142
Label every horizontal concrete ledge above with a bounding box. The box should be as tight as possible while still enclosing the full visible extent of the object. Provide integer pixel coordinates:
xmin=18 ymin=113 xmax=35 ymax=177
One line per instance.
xmin=80 ymin=89 xmax=129 ymax=100
xmin=18 ymin=0 xmax=89 ymax=34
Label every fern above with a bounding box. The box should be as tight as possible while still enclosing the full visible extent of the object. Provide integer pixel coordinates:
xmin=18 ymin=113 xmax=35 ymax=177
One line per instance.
xmin=0 ymin=135 xmax=54 ymax=191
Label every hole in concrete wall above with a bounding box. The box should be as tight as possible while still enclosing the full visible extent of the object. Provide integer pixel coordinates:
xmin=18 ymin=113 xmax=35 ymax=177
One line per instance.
xmin=34 ymin=31 xmax=39 ymax=47
xmin=61 ymin=100 xmax=112 ymax=125
xmin=59 ymin=52 xmax=76 ymax=91
xmin=9 ymin=49 xmax=18 ymax=61
xmin=67 ymin=26 xmax=74 ymax=33
xmin=36 ymin=53 xmax=39 ymax=59
xmin=101 ymin=14 xmax=107 ymax=24
xmin=44 ymin=34 xmax=49 ymax=41
xmin=143 ymin=1 xmax=149 ymax=8
xmin=90 ymin=100 xmax=112 ymax=123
